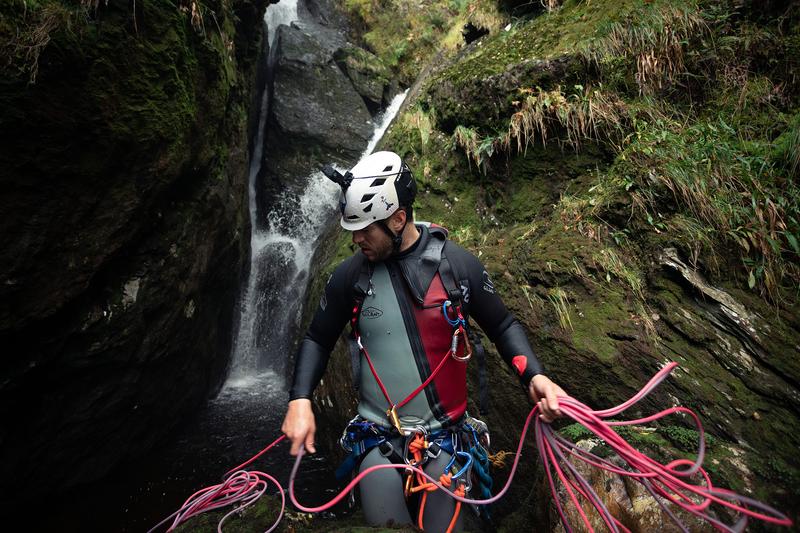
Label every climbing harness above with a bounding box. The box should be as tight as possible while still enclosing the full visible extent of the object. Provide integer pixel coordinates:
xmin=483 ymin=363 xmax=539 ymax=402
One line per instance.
xmin=149 ymin=363 xmax=793 ymax=533
xmin=350 ymin=294 xmax=472 ymax=435
xmin=404 ymin=433 xmax=473 ymax=533
xmin=335 ymin=411 xmax=492 ymax=528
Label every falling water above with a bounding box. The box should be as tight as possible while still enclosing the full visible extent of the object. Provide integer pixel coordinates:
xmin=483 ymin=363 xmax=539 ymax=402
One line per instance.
xmin=229 ymin=0 xmax=409 ymax=384
xmin=265 ymin=0 xmax=298 ymax=46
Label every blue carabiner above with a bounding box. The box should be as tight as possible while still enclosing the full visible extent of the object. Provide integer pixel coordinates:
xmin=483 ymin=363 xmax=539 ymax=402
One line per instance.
xmin=452 ymin=450 xmax=474 ymax=479
xmin=443 ymin=450 xmax=473 ymax=478
xmin=442 ymin=300 xmax=463 ymax=327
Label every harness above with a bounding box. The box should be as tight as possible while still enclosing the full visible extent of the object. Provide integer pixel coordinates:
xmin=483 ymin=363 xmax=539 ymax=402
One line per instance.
xmin=337 ymin=414 xmax=495 ymax=523
xmin=347 ymin=228 xmax=490 ymax=414
xmin=350 ymin=231 xmax=471 ymax=434
xmin=339 ymin=226 xmax=495 ymax=523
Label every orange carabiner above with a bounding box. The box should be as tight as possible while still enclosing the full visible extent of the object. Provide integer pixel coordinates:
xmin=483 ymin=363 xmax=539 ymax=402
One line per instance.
xmin=451 ymin=326 xmax=472 ymax=362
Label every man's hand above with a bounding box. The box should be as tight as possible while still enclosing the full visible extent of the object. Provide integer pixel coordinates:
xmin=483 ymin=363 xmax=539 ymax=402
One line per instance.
xmin=528 ymin=374 xmax=567 ymax=423
xmin=281 ymin=398 xmax=316 ymax=455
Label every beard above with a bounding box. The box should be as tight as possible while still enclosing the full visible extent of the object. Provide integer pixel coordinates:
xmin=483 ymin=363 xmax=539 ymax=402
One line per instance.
xmin=360 ymin=234 xmax=394 ymax=262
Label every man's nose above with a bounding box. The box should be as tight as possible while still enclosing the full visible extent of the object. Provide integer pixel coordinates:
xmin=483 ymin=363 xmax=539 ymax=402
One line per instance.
xmin=352 ymin=230 xmax=364 ymax=244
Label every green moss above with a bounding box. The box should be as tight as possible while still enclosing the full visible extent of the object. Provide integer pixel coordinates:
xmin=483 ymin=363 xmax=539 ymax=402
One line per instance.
xmin=335 ymin=45 xmax=390 ymax=85
xmin=86 ymin=15 xmax=198 ymax=148
xmin=560 ymin=422 xmax=592 ymax=441
xmin=571 ymin=287 xmax=629 ymax=364
xmin=661 ymin=424 xmax=715 ymax=452
xmin=342 ymin=0 xmax=467 ymax=85
xmin=429 ymin=0 xmax=696 ymax=95
xmin=322 ymin=0 xmax=800 ymax=528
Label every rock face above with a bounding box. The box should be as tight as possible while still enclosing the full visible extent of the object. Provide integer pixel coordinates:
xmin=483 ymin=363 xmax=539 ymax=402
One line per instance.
xmin=253 ymin=1 xmax=398 ymax=250
xmin=334 ymin=45 xmax=393 ymax=114
xmin=0 ymin=0 xmax=269 ymax=497
xmin=256 ymin=21 xmax=374 ymax=224
xmin=299 ymin=1 xmax=800 ymax=531
xmin=270 ymin=23 xmax=373 ymax=160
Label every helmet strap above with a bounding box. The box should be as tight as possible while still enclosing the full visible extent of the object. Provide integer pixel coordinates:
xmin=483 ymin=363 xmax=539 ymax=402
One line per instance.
xmin=379 ymin=210 xmax=408 ymax=254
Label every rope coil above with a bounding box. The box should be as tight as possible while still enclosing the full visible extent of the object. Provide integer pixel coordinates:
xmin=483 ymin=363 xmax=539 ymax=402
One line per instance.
xmin=150 ymin=363 xmax=793 ymax=533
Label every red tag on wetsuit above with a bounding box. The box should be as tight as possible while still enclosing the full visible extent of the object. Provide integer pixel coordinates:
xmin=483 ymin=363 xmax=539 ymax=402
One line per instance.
xmin=511 ymin=355 xmax=527 ymax=376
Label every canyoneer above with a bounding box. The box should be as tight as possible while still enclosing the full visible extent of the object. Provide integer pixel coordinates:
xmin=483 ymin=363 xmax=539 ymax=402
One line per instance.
xmin=281 ymin=151 xmax=566 ymax=531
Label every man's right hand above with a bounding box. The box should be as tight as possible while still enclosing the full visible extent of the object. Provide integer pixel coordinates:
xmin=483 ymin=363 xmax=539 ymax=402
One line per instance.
xmin=282 ymin=398 xmax=316 ymax=455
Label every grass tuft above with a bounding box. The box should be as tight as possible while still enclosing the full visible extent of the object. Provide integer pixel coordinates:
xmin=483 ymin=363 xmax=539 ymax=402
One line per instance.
xmin=452 ymin=124 xmax=497 ymax=172
xmin=548 ymin=287 xmax=573 ymax=331
xmin=592 ymin=248 xmax=644 ymax=301
xmin=620 ymin=114 xmax=800 ymax=301
xmin=583 ymin=3 xmax=707 ymax=95
xmin=4 ymin=2 xmax=74 ymax=83
xmin=503 ymin=85 xmax=628 ymax=152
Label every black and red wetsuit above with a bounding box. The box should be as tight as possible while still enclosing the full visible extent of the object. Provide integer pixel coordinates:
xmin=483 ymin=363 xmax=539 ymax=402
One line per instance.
xmin=289 ymin=224 xmax=543 ymax=431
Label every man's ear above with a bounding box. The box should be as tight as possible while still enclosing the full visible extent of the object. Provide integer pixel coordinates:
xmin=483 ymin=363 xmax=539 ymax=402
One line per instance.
xmin=389 ymin=209 xmax=406 ymax=233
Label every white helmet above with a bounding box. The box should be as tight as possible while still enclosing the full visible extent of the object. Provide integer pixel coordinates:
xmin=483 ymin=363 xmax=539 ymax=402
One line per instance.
xmin=336 ymin=151 xmax=416 ymax=231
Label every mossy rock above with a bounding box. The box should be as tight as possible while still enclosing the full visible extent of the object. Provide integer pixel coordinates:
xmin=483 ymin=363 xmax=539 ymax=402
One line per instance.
xmin=334 ymin=44 xmax=391 ymax=113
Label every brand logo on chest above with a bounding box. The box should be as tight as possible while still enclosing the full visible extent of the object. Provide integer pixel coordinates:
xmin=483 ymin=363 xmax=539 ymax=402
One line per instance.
xmin=361 ymin=306 xmax=383 ymax=319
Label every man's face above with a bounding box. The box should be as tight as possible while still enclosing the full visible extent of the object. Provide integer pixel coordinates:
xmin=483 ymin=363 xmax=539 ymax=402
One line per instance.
xmin=352 ymin=222 xmax=393 ymax=262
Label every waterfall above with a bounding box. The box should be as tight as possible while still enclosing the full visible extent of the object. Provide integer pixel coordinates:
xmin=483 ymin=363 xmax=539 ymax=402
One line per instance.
xmin=265 ymin=0 xmax=298 ymax=46
xmin=228 ymin=2 xmax=409 ymax=386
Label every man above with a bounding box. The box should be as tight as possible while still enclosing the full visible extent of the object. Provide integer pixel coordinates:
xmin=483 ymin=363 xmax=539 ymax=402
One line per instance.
xmin=282 ymin=151 xmax=565 ymax=531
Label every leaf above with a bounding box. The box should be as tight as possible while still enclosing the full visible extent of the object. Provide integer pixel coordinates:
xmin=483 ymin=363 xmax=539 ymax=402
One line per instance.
xmin=748 ymin=271 xmax=756 ymax=289
xmin=766 ymin=236 xmax=781 ymax=254
xmin=786 ymin=233 xmax=800 ymax=254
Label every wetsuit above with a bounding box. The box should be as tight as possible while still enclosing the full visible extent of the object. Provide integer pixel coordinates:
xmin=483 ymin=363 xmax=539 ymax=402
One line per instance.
xmin=289 ymin=224 xmax=544 ymax=530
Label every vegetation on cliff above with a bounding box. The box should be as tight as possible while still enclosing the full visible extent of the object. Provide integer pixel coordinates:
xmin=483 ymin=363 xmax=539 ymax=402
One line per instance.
xmin=340 ymin=0 xmax=507 ymax=85
xmin=322 ymin=0 xmax=799 ymax=530
xmin=1 ymin=0 xmax=266 ymax=496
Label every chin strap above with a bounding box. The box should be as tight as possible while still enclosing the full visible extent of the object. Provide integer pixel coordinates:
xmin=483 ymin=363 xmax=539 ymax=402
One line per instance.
xmin=378 ymin=211 xmax=409 ymax=254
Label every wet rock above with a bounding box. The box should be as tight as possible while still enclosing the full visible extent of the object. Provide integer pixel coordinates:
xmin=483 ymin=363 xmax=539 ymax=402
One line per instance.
xmin=0 ymin=0 xmax=268 ymax=497
xmin=257 ymin=23 xmax=373 ymax=224
xmin=550 ymin=448 xmax=715 ymax=533
xmin=269 ymin=23 xmax=372 ymax=154
xmin=334 ymin=45 xmax=392 ymax=114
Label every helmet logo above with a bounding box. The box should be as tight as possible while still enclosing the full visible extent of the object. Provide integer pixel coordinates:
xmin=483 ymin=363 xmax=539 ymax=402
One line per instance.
xmin=380 ymin=195 xmax=394 ymax=210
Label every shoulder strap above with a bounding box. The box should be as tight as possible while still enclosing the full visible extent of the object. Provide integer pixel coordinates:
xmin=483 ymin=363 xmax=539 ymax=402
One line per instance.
xmin=346 ymin=255 xmax=371 ymax=390
xmin=437 ymin=251 xmax=463 ymax=306
xmin=439 ymin=243 xmax=490 ymax=415
xmin=350 ymin=254 xmax=371 ymax=300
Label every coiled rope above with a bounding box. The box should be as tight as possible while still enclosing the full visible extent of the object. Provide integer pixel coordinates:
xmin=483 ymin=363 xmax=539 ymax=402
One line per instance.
xmin=150 ymin=363 xmax=792 ymax=532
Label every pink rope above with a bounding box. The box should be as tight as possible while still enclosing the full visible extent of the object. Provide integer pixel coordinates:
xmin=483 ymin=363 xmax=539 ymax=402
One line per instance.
xmin=147 ymin=436 xmax=287 ymax=533
xmin=150 ymin=362 xmax=793 ymax=532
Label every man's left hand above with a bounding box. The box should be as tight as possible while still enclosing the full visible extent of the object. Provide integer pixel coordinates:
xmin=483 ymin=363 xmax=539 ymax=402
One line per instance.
xmin=528 ymin=374 xmax=567 ymax=423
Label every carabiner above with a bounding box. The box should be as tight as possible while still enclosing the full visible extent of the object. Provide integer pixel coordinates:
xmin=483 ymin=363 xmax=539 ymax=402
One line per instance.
xmin=451 ymin=450 xmax=474 ymax=479
xmin=387 ymin=405 xmax=403 ymax=434
xmin=451 ymin=326 xmax=472 ymax=362
xmin=442 ymin=300 xmax=462 ymax=327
